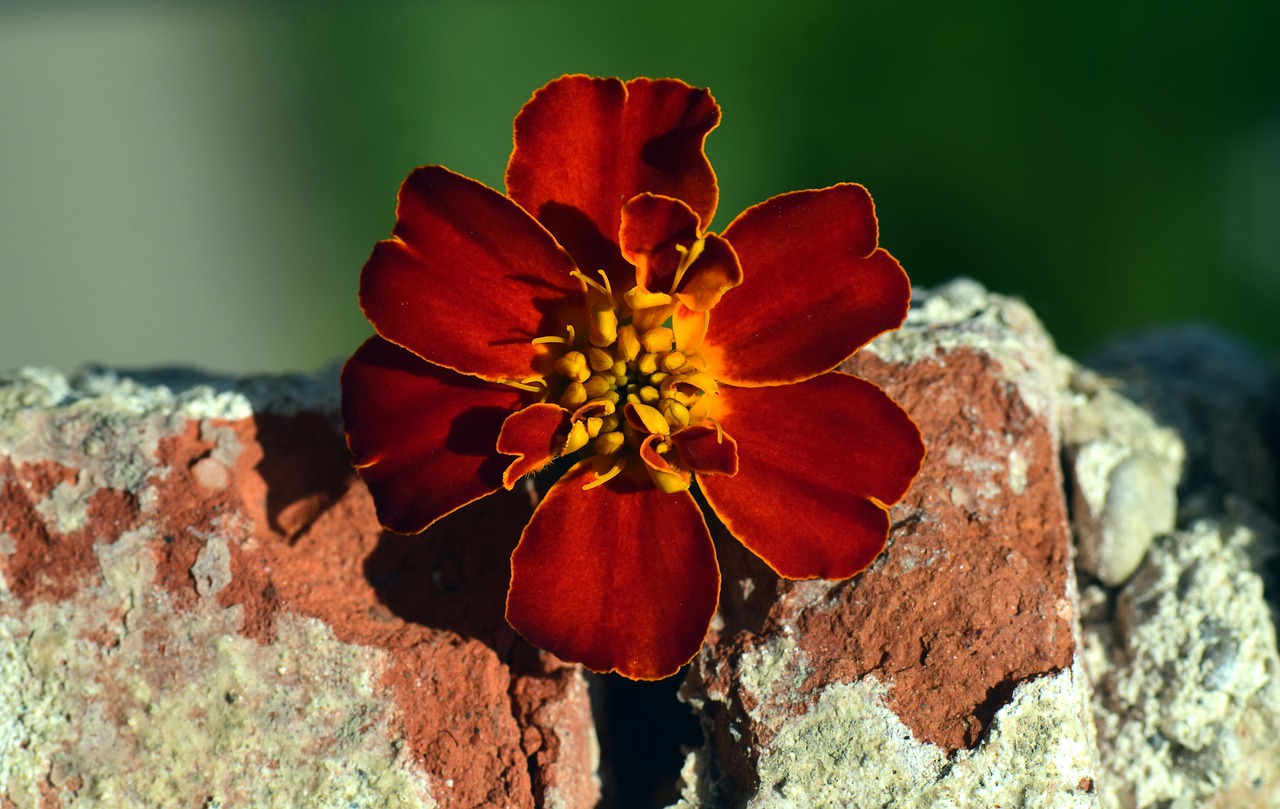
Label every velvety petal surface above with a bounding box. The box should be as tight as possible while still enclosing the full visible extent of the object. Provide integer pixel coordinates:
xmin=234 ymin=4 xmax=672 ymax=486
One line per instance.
xmin=672 ymin=424 xmax=738 ymax=476
xmin=506 ymin=76 xmax=720 ymax=289
xmin=706 ymin=185 xmax=911 ymax=386
xmin=496 ymin=403 xmax=571 ymax=488
xmin=505 ymin=461 xmax=719 ymax=680
xmin=359 ymin=165 xmax=582 ymax=382
xmin=341 ymin=336 xmax=524 ymax=534
xmin=699 ymin=372 xmax=925 ymax=579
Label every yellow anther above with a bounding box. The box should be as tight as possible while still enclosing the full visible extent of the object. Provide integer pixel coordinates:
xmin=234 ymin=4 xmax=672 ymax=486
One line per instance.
xmin=623 ymin=286 xmax=673 ymax=311
xmin=615 ymin=325 xmax=641 ymax=362
xmin=554 ymin=351 xmax=590 ymax=382
xmin=594 ymin=431 xmax=625 ymax=456
xmin=583 ymin=374 xmax=612 ymax=399
xmin=625 ymin=402 xmax=671 ymax=436
xmin=612 ymin=359 xmax=628 ymax=377
xmin=638 ymin=385 xmax=660 ymax=404
xmin=585 ymin=416 xmax=604 ymax=438
xmin=582 ymin=456 xmax=627 ymax=490
xmin=585 ymin=345 xmax=614 ymax=373
xmin=636 ymin=352 xmax=659 ymax=375
xmin=659 ymin=399 xmax=690 ymax=428
xmin=600 ymin=414 xmax=620 ymax=433
xmin=560 ymin=381 xmax=587 ymax=410
xmin=648 ymin=371 xmax=669 ymax=385
xmin=588 ymin=305 xmax=618 ymax=348
xmin=602 ymin=390 xmax=620 ymax=404
xmin=626 ymin=392 xmax=640 ymax=406
xmin=562 ymin=421 xmax=590 ymax=455
xmin=660 ymin=351 xmax=686 ymax=372
xmin=640 ymin=327 xmax=674 ymax=354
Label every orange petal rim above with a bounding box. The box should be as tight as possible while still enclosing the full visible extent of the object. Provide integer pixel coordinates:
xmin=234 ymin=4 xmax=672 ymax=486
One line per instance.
xmin=706 ymin=184 xmax=911 ymax=386
xmin=505 ymin=460 xmax=720 ymax=680
xmin=699 ymin=372 xmax=925 ymax=579
xmin=359 ymin=166 xmax=582 ymax=382
xmin=341 ymin=336 xmax=523 ymax=534
xmin=505 ymin=76 xmax=721 ymax=291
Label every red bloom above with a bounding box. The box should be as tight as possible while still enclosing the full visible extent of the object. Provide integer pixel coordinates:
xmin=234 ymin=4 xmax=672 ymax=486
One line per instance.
xmin=342 ymin=76 xmax=924 ymax=680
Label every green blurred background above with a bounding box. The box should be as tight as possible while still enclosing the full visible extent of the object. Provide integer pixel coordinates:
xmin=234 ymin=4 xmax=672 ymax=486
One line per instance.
xmin=2 ymin=0 xmax=1278 ymax=375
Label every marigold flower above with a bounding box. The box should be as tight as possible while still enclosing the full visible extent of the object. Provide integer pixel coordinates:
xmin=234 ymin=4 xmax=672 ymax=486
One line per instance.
xmin=341 ymin=75 xmax=925 ymax=680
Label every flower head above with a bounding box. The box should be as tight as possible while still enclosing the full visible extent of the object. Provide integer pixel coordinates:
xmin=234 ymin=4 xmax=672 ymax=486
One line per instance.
xmin=342 ymin=75 xmax=925 ymax=680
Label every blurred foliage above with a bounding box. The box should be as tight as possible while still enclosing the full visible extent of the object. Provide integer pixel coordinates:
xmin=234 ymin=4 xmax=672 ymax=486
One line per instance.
xmin=263 ymin=0 xmax=1280 ymax=361
xmin=2 ymin=0 xmax=1277 ymax=371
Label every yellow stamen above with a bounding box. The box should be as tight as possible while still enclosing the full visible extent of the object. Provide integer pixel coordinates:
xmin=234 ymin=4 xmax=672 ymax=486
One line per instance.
xmin=623 ymin=286 xmax=673 ymax=311
xmin=640 ymin=327 xmax=674 ymax=354
xmin=500 ymin=378 xmax=547 ymax=393
xmin=583 ymin=375 xmax=612 ymax=399
xmin=660 ymin=351 xmax=686 ymax=372
xmin=571 ymin=269 xmax=615 ymax=308
xmin=562 ymin=421 xmax=590 ymax=454
xmin=626 ymin=402 xmax=671 ymax=436
xmin=584 ymin=345 xmax=614 ymax=372
xmin=560 ymin=381 xmax=587 ymax=409
xmin=669 ymin=238 xmax=706 ymax=295
xmin=594 ymin=431 xmax=625 ymax=455
xmin=554 ymin=351 xmax=590 ymax=382
xmin=585 ymin=416 xmax=604 ymax=438
xmin=583 ymin=456 xmax=627 ymax=490
xmin=616 ymin=325 xmax=642 ymax=362
xmin=532 ymin=324 xmax=576 ymax=347
xmin=589 ymin=305 xmax=618 ymax=348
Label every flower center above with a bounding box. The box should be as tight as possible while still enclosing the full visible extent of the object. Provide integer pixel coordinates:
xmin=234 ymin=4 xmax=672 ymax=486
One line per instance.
xmin=535 ymin=267 xmax=717 ymax=493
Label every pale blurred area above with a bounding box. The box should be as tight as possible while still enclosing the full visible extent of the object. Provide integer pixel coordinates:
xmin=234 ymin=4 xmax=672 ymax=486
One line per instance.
xmin=2 ymin=2 xmax=1278 ymax=375
xmin=1 ymin=5 xmax=365 ymax=373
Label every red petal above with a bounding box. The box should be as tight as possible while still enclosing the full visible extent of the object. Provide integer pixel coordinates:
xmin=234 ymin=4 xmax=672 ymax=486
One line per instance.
xmin=706 ymin=185 xmax=911 ymax=386
xmin=506 ymin=76 xmax=720 ymax=290
xmin=359 ymin=166 xmax=582 ymax=382
xmin=671 ymin=424 xmax=738 ymax=476
xmin=698 ymin=373 xmax=924 ymax=579
xmin=505 ymin=461 xmax=719 ymax=679
xmin=620 ymin=194 xmax=742 ymax=312
xmin=341 ymin=336 xmax=524 ymax=533
xmin=496 ymin=403 xmax=571 ymax=488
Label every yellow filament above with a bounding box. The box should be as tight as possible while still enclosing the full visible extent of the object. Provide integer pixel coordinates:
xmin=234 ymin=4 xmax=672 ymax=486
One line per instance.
xmin=703 ymin=416 xmax=725 ymax=443
xmin=669 ymin=238 xmax=706 ymax=295
xmin=531 ymin=324 xmax=576 ymax=346
xmin=500 ymin=378 xmax=547 ymax=393
xmin=571 ymin=269 xmax=615 ymax=308
xmin=582 ymin=456 xmax=627 ymax=490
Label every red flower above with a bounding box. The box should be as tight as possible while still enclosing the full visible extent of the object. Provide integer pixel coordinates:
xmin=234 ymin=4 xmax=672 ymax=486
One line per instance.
xmin=342 ymin=76 xmax=924 ymax=680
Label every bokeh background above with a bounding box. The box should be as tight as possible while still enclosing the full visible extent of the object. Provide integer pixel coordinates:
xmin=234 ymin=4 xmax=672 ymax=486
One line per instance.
xmin=2 ymin=1 xmax=1278 ymax=376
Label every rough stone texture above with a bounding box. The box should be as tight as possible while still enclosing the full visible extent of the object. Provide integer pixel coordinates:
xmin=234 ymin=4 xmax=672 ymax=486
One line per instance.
xmin=1062 ymin=369 xmax=1184 ymax=586
xmin=675 ymin=281 xmax=1280 ymax=808
xmin=0 ymin=367 xmax=600 ymax=808
xmin=1078 ymin=328 xmax=1280 ymax=809
xmin=679 ymin=280 xmax=1098 ymax=806
xmin=4 ymin=282 xmax=1279 ymax=809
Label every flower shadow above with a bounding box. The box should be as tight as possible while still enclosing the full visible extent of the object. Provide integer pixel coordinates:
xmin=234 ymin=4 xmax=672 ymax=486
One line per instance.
xmin=362 ymin=486 xmax=547 ymax=673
